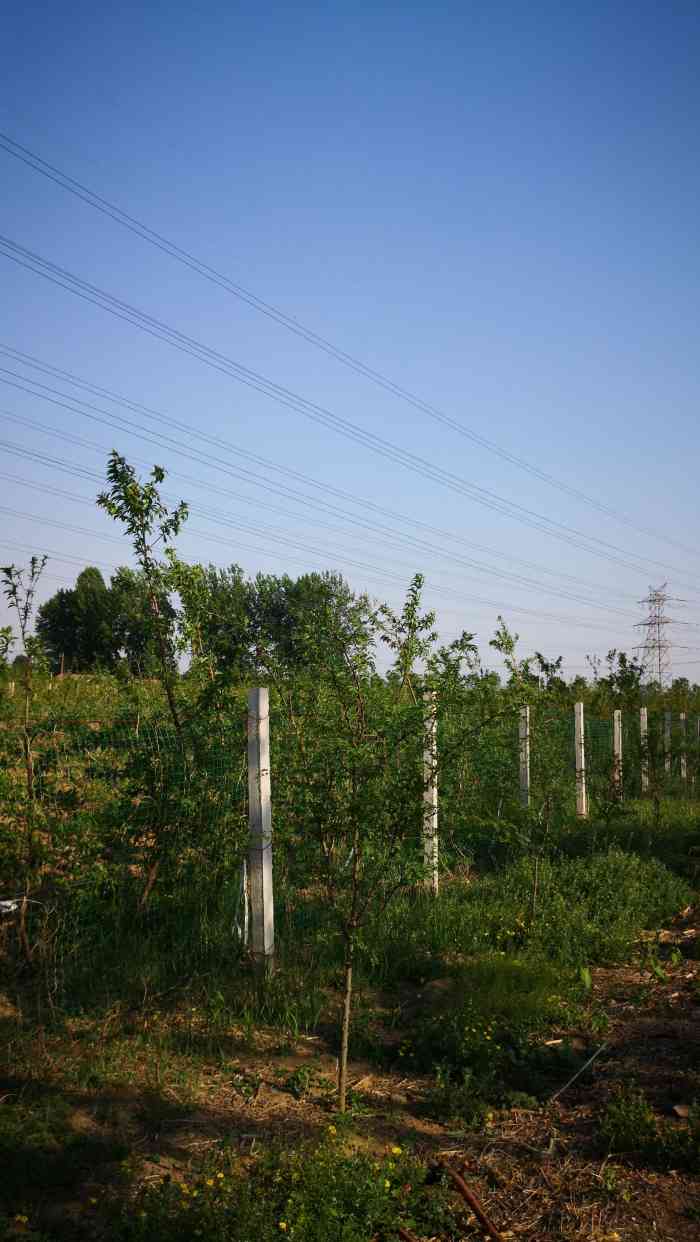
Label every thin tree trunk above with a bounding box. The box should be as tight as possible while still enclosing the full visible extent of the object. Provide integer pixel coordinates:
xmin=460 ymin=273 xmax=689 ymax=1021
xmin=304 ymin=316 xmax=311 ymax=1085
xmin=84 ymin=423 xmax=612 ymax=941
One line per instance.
xmin=338 ymin=941 xmax=354 ymax=1113
xmin=22 ymin=668 xmax=34 ymax=803
xmin=22 ymin=730 xmax=35 ymax=804
xmin=149 ymin=591 xmax=181 ymax=734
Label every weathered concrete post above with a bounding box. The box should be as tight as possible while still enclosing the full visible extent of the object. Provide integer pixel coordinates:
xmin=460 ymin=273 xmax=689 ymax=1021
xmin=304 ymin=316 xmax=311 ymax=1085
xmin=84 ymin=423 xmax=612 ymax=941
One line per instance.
xmin=248 ymin=687 xmax=274 ymax=968
xmin=640 ymin=706 xmax=649 ymax=794
xmin=519 ymin=705 xmax=531 ymax=808
xmin=613 ymin=708 xmax=623 ymax=797
xmin=423 ymin=689 xmax=438 ymax=895
xmin=575 ymin=701 xmax=588 ymax=819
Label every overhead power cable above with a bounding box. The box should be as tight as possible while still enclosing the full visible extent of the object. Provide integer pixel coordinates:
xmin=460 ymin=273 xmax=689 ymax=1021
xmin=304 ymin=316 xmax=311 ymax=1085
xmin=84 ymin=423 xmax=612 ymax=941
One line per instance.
xmin=0 ymin=502 xmax=632 ymax=634
xmin=1 ymin=129 xmax=696 ymax=561
xmin=3 ymin=347 xmax=687 ymax=598
xmin=0 ymin=238 xmax=697 ymax=589
xmin=0 ymin=451 xmax=645 ymax=618
xmin=0 ymin=538 xmax=120 ymax=574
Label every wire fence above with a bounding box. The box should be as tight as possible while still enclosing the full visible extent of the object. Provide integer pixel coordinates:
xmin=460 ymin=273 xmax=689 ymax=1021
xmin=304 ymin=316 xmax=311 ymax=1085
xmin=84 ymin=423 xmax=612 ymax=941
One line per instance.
xmin=1 ymin=690 xmax=698 ymax=999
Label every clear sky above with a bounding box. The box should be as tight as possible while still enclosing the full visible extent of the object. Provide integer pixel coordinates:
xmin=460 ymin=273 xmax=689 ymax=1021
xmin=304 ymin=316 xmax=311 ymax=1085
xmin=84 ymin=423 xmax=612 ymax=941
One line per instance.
xmin=1 ymin=1 xmax=699 ymax=679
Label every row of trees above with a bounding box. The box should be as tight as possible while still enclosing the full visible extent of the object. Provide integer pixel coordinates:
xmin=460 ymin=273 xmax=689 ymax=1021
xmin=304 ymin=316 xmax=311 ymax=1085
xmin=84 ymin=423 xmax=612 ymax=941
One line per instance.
xmin=9 ymin=571 xmax=699 ymax=718
xmin=2 ymin=451 xmax=699 ymax=1112
xmin=22 ymin=563 xmax=368 ymax=681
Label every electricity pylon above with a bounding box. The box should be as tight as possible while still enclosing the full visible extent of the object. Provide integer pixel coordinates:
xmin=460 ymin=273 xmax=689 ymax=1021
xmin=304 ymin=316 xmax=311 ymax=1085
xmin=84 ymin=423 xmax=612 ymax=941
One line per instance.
xmin=633 ymin=584 xmax=685 ymax=686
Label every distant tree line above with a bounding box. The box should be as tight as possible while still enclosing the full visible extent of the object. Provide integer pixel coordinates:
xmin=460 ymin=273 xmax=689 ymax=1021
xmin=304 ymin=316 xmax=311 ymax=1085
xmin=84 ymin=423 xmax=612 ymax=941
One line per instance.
xmin=30 ymin=562 xmax=370 ymax=680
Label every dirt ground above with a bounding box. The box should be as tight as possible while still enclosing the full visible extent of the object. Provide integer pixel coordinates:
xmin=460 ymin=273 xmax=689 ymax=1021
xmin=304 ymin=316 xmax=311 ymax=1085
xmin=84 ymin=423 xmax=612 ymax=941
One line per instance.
xmin=1 ymin=907 xmax=699 ymax=1240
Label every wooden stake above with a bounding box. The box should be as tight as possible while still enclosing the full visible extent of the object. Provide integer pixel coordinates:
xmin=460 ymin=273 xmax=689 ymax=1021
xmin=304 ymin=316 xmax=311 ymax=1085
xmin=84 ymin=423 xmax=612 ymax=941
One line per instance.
xmin=247 ymin=687 xmax=274 ymax=968
xmin=575 ymin=702 xmax=588 ymax=819
xmin=423 ymin=689 xmax=438 ymax=894
xmin=519 ymin=705 xmax=530 ymax=808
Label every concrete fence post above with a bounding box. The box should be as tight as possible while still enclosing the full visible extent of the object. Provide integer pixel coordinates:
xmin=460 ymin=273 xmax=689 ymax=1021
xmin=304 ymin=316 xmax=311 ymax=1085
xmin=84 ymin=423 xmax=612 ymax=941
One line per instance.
xmin=247 ymin=687 xmax=274 ymax=968
xmin=575 ymin=701 xmax=588 ymax=819
xmin=519 ymin=705 xmax=531 ymax=808
xmin=640 ymin=707 xmax=649 ymax=794
xmin=423 ymin=689 xmax=438 ymax=895
xmin=613 ymin=708 xmax=623 ymax=797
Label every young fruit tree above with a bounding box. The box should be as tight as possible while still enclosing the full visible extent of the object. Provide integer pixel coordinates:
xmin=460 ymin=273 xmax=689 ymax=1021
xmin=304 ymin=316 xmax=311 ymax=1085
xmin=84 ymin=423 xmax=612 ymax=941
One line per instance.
xmin=263 ymin=573 xmax=474 ymax=1110
xmin=97 ymin=452 xmax=187 ymax=732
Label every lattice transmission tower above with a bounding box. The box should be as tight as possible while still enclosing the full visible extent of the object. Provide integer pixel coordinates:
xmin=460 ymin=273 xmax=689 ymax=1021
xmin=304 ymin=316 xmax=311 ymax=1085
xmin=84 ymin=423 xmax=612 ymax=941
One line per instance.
xmin=633 ymin=584 xmax=685 ymax=686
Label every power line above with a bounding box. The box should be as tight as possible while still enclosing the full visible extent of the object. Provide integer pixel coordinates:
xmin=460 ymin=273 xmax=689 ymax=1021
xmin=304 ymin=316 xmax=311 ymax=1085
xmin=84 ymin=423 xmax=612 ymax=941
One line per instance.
xmin=0 ymin=458 xmax=644 ymax=621
xmin=0 ymin=502 xmax=635 ymax=634
xmin=3 ymin=346 xmax=686 ymax=599
xmin=0 ymin=538 xmax=120 ymax=574
xmin=2 ymin=235 xmax=699 ymax=588
xmin=0 ymin=436 xmax=656 ymax=619
xmin=2 ymin=129 xmax=697 ymax=561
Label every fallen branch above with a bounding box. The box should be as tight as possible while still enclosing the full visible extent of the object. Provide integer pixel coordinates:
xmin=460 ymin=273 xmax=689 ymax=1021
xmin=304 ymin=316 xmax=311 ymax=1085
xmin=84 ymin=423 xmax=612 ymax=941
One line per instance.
xmin=438 ymin=1160 xmax=506 ymax=1242
xmin=397 ymin=1228 xmax=421 ymax=1242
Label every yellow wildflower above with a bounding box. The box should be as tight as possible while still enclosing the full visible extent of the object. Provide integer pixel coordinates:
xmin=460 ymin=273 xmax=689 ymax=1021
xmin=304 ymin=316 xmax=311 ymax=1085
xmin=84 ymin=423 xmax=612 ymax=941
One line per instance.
xmin=327 ymin=1124 xmax=337 ymax=1135
xmin=279 ymin=1223 xmax=288 ymax=1232
xmin=384 ymin=1179 xmax=390 ymax=1190
xmin=216 ymin=1171 xmax=225 ymax=1180
xmin=391 ymin=1145 xmax=402 ymax=1155
xmin=206 ymin=1178 xmax=214 ymax=1187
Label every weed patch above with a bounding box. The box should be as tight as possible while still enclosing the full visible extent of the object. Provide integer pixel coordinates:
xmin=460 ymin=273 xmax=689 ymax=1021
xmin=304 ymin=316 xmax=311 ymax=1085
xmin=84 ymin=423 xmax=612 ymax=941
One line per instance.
xmin=111 ymin=1139 xmax=463 ymax=1242
xmin=599 ymin=1087 xmax=700 ymax=1171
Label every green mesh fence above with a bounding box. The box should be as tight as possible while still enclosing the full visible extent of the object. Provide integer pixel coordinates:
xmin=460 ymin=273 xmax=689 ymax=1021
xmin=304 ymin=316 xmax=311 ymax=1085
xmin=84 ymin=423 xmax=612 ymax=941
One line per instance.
xmin=582 ymin=709 xmax=700 ymax=808
xmin=437 ymin=701 xmax=521 ymax=837
xmin=0 ymin=714 xmax=249 ymax=965
xmin=2 ymin=694 xmax=698 ymax=942
xmin=529 ymin=702 xmax=576 ymax=821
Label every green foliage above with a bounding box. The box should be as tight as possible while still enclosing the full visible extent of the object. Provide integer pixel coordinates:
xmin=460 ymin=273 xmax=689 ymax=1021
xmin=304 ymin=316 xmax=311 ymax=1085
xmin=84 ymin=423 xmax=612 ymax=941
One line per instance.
xmin=36 ymin=566 xmax=115 ymax=673
xmin=97 ymin=453 xmax=188 ymax=564
xmin=254 ymin=570 xmax=373 ymax=678
xmin=599 ymin=1087 xmax=700 ymax=1170
xmin=113 ymin=1139 xmax=463 ymax=1242
xmin=413 ymin=954 xmax=578 ymax=1111
xmin=109 ymin=565 xmax=178 ymax=676
xmin=167 ymin=558 xmax=253 ymax=682
xmin=98 ymin=453 xmax=188 ymax=728
xmin=0 ymin=625 xmax=13 ymax=668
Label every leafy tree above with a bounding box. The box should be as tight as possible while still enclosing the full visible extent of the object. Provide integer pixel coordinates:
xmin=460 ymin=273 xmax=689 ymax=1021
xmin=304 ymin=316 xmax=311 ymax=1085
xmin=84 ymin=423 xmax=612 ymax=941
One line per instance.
xmin=36 ymin=567 xmax=114 ymax=672
xmin=0 ymin=625 xmax=13 ymax=670
xmin=589 ymin=649 xmax=647 ymax=715
xmin=109 ymin=566 xmax=177 ymax=678
xmin=265 ymin=573 xmax=484 ymax=1111
xmin=251 ymin=571 xmax=372 ymax=675
xmin=1 ymin=558 xmax=48 ymax=877
xmin=167 ymin=558 xmax=254 ymax=683
xmin=97 ymin=454 xmax=187 ymax=731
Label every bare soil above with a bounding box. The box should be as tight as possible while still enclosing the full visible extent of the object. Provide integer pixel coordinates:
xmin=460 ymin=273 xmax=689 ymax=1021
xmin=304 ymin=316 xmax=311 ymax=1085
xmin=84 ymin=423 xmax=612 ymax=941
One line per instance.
xmin=1 ymin=907 xmax=699 ymax=1239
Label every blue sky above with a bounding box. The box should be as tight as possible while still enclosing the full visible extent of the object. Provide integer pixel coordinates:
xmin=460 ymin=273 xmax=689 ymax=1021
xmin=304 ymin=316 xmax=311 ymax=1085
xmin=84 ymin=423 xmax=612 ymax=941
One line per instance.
xmin=1 ymin=1 xmax=700 ymax=677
